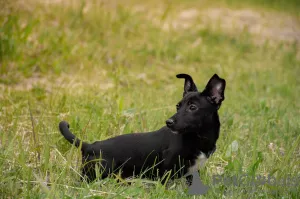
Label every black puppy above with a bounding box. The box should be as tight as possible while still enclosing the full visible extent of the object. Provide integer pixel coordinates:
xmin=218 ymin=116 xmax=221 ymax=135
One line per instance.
xmin=59 ymin=74 xmax=226 ymax=184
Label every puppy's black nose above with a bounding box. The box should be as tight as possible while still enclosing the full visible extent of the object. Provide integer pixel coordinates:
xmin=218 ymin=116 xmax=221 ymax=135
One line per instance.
xmin=166 ymin=119 xmax=174 ymax=127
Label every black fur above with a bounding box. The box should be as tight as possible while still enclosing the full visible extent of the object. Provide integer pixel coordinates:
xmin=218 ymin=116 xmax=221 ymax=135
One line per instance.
xmin=59 ymin=74 xmax=226 ymax=183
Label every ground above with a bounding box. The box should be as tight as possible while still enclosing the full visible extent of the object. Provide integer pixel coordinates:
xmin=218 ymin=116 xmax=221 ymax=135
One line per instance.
xmin=0 ymin=0 xmax=300 ymax=198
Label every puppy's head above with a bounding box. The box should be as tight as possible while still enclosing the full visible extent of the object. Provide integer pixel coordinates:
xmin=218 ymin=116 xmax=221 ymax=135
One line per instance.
xmin=166 ymin=74 xmax=226 ymax=134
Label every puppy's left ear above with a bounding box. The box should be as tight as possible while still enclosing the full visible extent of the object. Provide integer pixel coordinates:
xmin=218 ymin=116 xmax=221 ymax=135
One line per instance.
xmin=202 ymin=74 xmax=226 ymax=107
xmin=176 ymin=74 xmax=198 ymax=97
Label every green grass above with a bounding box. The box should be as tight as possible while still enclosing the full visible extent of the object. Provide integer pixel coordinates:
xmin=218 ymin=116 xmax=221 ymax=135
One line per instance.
xmin=1 ymin=0 xmax=300 ymax=198
xmin=221 ymin=0 xmax=300 ymax=15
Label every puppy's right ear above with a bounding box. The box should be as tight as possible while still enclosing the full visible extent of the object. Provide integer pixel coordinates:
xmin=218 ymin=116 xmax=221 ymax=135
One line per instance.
xmin=176 ymin=74 xmax=198 ymax=97
xmin=202 ymin=74 xmax=226 ymax=108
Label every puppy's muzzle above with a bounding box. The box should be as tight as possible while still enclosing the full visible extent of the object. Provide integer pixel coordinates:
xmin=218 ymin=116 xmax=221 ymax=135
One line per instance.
xmin=166 ymin=119 xmax=175 ymax=128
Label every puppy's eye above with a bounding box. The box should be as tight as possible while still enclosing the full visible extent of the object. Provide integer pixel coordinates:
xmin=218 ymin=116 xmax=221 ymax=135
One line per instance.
xmin=189 ymin=104 xmax=198 ymax=111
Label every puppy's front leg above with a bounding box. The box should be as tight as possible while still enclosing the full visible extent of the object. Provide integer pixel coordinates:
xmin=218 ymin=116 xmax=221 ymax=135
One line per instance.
xmin=160 ymin=150 xmax=178 ymax=185
xmin=187 ymin=170 xmax=209 ymax=195
xmin=186 ymin=174 xmax=193 ymax=186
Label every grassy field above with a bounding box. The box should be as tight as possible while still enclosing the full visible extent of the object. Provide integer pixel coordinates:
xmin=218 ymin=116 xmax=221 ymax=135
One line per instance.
xmin=1 ymin=0 xmax=300 ymax=198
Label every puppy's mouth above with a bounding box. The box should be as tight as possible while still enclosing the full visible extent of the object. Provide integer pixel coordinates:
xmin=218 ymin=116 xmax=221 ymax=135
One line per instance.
xmin=166 ymin=125 xmax=179 ymax=134
xmin=166 ymin=121 xmax=185 ymax=134
xmin=167 ymin=126 xmax=189 ymax=135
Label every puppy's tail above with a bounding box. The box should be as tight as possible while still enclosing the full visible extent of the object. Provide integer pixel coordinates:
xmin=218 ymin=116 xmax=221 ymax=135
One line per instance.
xmin=59 ymin=121 xmax=88 ymax=149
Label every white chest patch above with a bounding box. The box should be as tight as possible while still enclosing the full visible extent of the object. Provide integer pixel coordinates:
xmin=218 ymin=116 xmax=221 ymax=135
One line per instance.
xmin=187 ymin=152 xmax=208 ymax=174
